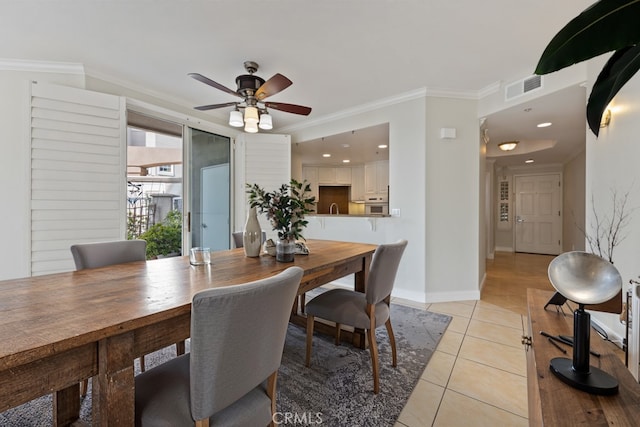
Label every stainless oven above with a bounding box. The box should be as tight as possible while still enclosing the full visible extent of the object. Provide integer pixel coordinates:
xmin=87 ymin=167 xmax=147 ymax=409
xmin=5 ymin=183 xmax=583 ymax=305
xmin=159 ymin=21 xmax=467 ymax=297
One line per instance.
xmin=365 ymin=204 xmax=388 ymax=215
xmin=364 ymin=194 xmax=388 ymax=216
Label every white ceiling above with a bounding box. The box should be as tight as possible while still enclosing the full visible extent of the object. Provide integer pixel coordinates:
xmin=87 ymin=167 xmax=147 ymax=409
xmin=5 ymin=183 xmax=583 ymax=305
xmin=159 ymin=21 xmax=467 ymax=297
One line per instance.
xmin=1 ymin=0 xmax=592 ymax=166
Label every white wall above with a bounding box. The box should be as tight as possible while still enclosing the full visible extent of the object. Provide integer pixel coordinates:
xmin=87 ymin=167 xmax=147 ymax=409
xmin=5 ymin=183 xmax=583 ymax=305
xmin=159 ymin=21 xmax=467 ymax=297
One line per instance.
xmin=291 ymin=94 xmax=483 ymax=303
xmin=563 ymin=149 xmax=586 ymax=252
xmin=426 ymin=96 xmax=482 ymax=302
xmin=0 ymin=68 xmax=84 ymax=280
xmin=584 ymin=57 xmax=640 ymax=377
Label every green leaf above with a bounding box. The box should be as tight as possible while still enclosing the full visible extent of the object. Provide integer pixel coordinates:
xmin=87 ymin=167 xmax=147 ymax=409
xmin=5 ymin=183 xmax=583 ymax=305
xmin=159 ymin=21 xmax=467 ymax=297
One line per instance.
xmin=535 ymin=0 xmax=640 ymax=74
xmin=587 ymin=45 xmax=640 ymax=135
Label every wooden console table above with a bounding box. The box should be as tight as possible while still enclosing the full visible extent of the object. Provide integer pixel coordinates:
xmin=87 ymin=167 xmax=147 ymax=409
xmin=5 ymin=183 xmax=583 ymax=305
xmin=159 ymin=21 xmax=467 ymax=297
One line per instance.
xmin=525 ymin=289 xmax=640 ymax=426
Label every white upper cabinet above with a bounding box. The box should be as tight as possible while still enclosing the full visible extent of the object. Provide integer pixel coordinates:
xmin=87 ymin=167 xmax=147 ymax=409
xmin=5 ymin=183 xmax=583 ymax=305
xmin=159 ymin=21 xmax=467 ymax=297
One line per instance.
xmin=351 ymin=165 xmax=364 ymax=201
xmin=364 ymin=160 xmax=388 ymax=194
xmin=317 ymin=166 xmax=351 ymax=185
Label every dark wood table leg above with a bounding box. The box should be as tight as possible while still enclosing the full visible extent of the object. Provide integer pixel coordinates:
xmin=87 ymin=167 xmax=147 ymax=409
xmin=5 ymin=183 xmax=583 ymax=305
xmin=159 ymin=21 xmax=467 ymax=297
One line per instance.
xmin=93 ymin=333 xmax=135 ymax=426
xmin=53 ymin=384 xmax=81 ymax=427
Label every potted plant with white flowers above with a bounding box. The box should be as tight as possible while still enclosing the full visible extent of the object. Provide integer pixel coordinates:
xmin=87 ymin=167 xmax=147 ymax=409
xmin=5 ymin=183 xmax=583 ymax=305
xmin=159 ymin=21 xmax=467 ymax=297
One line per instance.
xmin=246 ymin=179 xmax=315 ymax=262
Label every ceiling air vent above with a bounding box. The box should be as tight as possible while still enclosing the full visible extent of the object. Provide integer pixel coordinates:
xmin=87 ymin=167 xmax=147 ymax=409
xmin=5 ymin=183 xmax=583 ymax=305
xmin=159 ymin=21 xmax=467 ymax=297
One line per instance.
xmin=504 ymin=75 xmax=543 ymax=101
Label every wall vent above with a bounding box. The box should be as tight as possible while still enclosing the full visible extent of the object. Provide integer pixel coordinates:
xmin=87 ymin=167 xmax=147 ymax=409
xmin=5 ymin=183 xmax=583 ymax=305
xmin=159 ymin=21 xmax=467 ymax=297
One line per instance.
xmin=505 ymin=75 xmax=543 ymax=101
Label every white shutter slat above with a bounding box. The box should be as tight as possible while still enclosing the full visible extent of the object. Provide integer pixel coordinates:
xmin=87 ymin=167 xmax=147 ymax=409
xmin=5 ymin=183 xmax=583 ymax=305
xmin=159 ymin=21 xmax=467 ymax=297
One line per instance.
xmin=32 ymin=107 xmax=120 ymax=129
xmin=32 ymin=169 xmax=120 ymax=183
xmin=32 ymin=159 xmax=119 ymax=174
xmin=32 ymin=98 xmax=120 ymax=120
xmin=32 ymin=139 xmax=120 ymax=156
xmin=32 ymin=179 xmax=118 ymax=192
xmin=32 ymin=209 xmax=120 ymax=221
xmin=32 ymin=117 xmax=120 ymax=138
xmin=32 ymin=219 xmax=120 ymax=231
xmin=31 ymin=83 xmax=125 ymax=275
xmin=32 ymin=128 xmax=118 ymax=146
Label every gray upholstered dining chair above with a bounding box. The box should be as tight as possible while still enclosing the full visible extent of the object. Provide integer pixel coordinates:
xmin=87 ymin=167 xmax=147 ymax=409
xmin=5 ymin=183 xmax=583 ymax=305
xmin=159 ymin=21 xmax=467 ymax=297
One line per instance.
xmin=232 ymin=230 xmax=266 ymax=248
xmin=70 ymin=239 xmax=152 ymax=396
xmin=134 ymin=266 xmax=303 ymax=427
xmin=304 ymin=239 xmax=408 ymax=394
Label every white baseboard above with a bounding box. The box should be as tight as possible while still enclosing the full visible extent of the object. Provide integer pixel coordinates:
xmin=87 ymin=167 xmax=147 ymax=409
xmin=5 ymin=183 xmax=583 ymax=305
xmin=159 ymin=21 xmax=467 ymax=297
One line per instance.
xmin=590 ymin=316 xmax=625 ymax=350
xmin=425 ymin=289 xmax=481 ymax=303
xmin=495 ymin=246 xmax=514 ymax=252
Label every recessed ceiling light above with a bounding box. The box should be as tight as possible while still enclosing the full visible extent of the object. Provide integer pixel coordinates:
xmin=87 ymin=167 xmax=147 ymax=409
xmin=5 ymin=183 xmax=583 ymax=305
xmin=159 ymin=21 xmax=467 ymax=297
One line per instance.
xmin=342 ymin=144 xmax=350 ymax=148
xmin=378 ymin=144 xmax=388 ymax=149
xmin=342 ymin=159 xmax=350 ymax=163
xmin=537 ymin=122 xmax=552 ymax=128
xmin=525 ymin=159 xmax=534 ymax=164
xmin=322 ymin=153 xmax=331 ymax=157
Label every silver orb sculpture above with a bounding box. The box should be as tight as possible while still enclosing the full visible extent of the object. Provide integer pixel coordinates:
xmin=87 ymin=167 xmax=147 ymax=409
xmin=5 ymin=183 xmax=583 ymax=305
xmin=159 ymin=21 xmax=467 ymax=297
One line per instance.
xmin=548 ymin=251 xmax=622 ymax=305
xmin=546 ymin=251 xmax=622 ymax=395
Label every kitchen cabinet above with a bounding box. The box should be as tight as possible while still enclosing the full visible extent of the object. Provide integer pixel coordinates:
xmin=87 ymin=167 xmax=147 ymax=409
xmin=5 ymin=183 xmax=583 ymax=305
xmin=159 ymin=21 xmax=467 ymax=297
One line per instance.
xmin=351 ymin=165 xmax=364 ymax=201
xmin=317 ymin=167 xmax=351 ymax=185
xmin=364 ymin=160 xmax=388 ymax=194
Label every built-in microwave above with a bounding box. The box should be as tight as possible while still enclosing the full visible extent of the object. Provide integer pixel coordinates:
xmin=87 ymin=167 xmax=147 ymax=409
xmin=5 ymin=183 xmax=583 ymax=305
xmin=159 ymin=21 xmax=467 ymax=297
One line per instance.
xmin=365 ymin=203 xmax=388 ymax=216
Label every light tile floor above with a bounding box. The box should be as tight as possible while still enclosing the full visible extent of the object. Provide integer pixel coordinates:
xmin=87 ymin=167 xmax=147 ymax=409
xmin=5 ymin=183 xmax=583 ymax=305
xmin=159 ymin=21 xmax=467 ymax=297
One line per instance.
xmin=393 ymin=298 xmax=529 ymax=427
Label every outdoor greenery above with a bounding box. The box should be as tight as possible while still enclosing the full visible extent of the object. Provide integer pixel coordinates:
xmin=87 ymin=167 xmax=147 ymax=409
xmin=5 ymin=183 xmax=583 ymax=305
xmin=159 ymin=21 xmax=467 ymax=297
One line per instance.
xmin=246 ymin=179 xmax=316 ymax=241
xmin=535 ymin=0 xmax=640 ymax=136
xmin=139 ymin=209 xmax=182 ymax=259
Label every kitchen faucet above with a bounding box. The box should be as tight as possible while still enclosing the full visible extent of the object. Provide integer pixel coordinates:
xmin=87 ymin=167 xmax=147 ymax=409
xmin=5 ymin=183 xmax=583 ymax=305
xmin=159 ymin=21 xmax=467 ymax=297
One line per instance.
xmin=329 ymin=203 xmax=339 ymax=215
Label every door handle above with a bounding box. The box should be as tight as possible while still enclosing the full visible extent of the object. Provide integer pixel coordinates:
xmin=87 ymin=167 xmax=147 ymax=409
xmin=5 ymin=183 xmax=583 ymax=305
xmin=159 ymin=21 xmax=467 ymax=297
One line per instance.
xmin=516 ymin=216 xmax=525 ymax=223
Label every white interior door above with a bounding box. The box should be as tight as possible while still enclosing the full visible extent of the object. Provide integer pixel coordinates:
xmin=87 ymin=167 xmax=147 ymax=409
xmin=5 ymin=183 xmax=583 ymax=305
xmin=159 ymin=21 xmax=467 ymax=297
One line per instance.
xmin=514 ymin=173 xmax=562 ymax=255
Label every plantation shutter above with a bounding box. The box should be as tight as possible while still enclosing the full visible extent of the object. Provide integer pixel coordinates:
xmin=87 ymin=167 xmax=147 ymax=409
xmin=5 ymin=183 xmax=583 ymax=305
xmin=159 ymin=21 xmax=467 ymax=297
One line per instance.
xmin=30 ymin=82 xmax=126 ymax=275
xmin=233 ymin=133 xmax=291 ymax=237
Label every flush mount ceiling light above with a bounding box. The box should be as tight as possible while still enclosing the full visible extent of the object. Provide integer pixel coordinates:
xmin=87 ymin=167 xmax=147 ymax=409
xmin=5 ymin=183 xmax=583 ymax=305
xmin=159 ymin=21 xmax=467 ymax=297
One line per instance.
xmin=498 ymin=141 xmax=519 ymax=151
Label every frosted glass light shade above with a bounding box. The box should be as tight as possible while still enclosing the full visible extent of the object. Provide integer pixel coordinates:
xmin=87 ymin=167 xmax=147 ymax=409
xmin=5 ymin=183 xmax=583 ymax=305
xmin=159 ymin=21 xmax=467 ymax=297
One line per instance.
xmin=244 ymin=106 xmax=259 ymax=123
xmin=244 ymin=120 xmax=258 ymax=133
xmin=229 ymin=110 xmax=244 ymax=127
xmin=259 ymin=113 xmax=273 ymax=130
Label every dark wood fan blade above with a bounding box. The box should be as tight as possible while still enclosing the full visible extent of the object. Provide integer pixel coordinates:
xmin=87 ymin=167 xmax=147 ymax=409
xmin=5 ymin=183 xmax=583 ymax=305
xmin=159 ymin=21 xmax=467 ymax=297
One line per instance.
xmin=194 ymin=102 xmax=238 ymax=111
xmin=264 ymin=102 xmax=312 ymax=116
xmin=254 ymin=74 xmax=292 ymax=100
xmin=188 ymin=73 xmax=242 ymax=98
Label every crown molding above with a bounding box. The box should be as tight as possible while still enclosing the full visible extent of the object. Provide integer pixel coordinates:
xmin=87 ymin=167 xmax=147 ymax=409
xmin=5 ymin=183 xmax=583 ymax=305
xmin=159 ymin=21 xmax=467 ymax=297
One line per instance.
xmin=0 ymin=58 xmax=84 ymax=74
xmin=280 ymin=87 xmax=427 ymax=134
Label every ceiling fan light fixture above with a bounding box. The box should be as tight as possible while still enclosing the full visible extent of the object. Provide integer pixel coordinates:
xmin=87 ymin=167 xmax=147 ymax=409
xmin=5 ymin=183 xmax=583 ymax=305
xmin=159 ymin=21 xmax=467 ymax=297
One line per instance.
xmin=244 ymin=120 xmax=259 ymax=133
xmin=244 ymin=106 xmax=259 ymax=124
xmin=229 ymin=110 xmax=244 ymax=127
xmin=258 ymin=112 xmax=273 ymax=130
xmin=498 ymin=141 xmax=519 ymax=151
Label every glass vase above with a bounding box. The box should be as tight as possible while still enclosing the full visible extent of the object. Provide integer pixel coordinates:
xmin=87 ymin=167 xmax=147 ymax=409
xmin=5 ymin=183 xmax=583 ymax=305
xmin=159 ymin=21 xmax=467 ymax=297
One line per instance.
xmin=276 ymin=238 xmax=295 ymax=262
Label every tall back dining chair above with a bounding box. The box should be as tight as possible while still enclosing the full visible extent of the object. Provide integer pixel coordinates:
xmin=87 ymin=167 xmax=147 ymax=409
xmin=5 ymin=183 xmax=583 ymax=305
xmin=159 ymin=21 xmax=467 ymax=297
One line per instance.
xmin=304 ymin=239 xmax=408 ymax=394
xmin=135 ymin=266 xmax=303 ymax=427
xmin=70 ymin=239 xmax=149 ymax=396
xmin=232 ymin=230 xmax=267 ymax=248
xmin=71 ymin=239 xmax=147 ymax=269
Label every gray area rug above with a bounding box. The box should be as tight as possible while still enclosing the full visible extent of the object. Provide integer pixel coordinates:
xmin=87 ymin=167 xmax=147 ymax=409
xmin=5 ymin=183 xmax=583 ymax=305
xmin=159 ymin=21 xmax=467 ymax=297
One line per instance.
xmin=0 ymin=303 xmax=450 ymax=426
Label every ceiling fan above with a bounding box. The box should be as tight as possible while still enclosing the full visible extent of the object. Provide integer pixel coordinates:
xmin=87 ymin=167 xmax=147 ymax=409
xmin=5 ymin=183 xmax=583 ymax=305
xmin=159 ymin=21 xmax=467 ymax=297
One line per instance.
xmin=188 ymin=61 xmax=312 ymax=132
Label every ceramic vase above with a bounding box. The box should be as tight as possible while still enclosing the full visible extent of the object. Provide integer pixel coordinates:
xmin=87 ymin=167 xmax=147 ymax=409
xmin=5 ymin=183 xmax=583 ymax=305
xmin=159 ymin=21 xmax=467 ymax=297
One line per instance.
xmin=243 ymin=207 xmax=262 ymax=257
xmin=276 ymin=238 xmax=295 ymax=262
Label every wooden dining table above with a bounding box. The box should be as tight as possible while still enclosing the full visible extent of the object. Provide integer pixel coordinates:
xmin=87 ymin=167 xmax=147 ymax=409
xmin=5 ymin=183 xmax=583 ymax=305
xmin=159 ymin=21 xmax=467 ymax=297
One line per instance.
xmin=0 ymin=239 xmax=376 ymax=426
